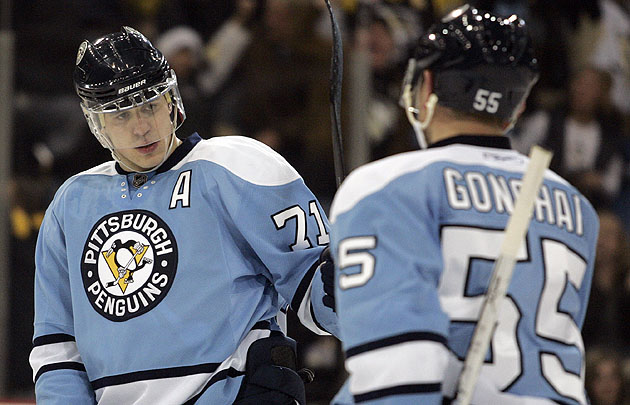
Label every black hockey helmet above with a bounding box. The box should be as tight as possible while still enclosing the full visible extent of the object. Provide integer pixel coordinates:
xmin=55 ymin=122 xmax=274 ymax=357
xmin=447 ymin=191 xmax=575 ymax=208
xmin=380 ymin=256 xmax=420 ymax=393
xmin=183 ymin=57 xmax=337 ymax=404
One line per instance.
xmin=402 ymin=4 xmax=539 ymax=123
xmin=73 ymin=26 xmax=185 ymax=150
xmin=75 ymin=26 xmax=170 ymax=108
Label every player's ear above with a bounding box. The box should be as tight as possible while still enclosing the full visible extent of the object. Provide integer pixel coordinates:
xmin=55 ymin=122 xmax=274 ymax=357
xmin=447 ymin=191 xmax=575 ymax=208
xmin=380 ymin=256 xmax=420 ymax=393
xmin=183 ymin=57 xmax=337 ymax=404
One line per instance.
xmin=514 ymin=100 xmax=527 ymax=121
xmin=423 ymin=70 xmax=434 ymax=91
xmin=418 ymin=70 xmax=435 ymax=106
xmin=503 ymin=100 xmax=527 ymax=131
xmin=162 ymin=93 xmax=173 ymax=112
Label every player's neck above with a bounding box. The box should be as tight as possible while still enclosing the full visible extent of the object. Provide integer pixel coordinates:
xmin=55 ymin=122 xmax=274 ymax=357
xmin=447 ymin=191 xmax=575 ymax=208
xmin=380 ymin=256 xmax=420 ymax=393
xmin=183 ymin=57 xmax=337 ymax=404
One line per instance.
xmin=170 ymin=136 xmax=183 ymax=152
xmin=427 ymin=118 xmax=504 ymax=145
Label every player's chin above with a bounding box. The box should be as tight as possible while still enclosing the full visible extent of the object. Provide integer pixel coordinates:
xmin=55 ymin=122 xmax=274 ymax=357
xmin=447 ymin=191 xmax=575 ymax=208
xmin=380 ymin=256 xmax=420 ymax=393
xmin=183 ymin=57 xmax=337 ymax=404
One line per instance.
xmin=138 ymin=153 xmax=164 ymax=168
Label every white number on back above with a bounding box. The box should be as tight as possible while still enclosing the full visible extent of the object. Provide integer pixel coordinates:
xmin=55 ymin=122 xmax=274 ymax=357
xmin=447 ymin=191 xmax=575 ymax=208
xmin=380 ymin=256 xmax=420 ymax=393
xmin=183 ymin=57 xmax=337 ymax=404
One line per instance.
xmin=337 ymin=236 xmax=377 ymax=289
xmin=473 ymin=89 xmax=502 ymax=114
xmin=440 ymin=226 xmax=587 ymax=403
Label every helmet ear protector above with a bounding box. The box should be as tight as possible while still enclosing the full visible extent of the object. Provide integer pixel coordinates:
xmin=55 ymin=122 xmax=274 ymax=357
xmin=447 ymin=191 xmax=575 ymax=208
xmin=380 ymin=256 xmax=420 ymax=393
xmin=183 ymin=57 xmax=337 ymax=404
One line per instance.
xmin=400 ymin=61 xmax=437 ymax=149
xmin=400 ymin=4 xmax=540 ymax=146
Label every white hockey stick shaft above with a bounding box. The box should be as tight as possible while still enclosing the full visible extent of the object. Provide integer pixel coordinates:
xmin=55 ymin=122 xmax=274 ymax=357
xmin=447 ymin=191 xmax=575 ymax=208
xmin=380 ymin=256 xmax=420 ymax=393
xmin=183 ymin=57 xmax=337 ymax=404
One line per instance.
xmin=454 ymin=146 xmax=553 ymax=405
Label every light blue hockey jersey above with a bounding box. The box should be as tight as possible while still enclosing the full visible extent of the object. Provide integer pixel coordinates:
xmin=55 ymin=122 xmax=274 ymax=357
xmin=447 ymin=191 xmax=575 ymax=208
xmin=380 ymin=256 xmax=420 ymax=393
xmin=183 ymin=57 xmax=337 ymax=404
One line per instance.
xmin=30 ymin=134 xmax=337 ymax=404
xmin=329 ymin=136 xmax=599 ymax=405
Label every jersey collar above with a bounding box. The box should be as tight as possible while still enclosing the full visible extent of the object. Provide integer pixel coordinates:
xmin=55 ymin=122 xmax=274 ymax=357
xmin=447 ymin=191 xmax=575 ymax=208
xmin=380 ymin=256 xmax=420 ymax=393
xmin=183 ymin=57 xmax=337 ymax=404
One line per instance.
xmin=115 ymin=133 xmax=202 ymax=175
xmin=428 ymin=134 xmax=512 ymax=150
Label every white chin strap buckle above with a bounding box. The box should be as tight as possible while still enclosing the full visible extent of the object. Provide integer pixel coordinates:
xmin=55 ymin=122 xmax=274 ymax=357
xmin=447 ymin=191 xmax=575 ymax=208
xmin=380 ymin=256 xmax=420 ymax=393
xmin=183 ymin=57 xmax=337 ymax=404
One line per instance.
xmin=402 ymin=84 xmax=438 ymax=149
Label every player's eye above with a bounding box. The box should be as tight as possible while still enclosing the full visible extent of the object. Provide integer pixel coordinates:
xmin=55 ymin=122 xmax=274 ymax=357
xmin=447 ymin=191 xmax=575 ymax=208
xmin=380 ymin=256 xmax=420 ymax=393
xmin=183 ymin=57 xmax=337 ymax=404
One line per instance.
xmin=114 ymin=111 xmax=130 ymax=121
xmin=141 ymin=103 xmax=158 ymax=115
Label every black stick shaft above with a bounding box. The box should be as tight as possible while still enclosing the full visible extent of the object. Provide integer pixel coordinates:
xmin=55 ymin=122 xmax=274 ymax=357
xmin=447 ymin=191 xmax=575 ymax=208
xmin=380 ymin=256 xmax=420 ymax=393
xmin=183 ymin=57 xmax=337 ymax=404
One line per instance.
xmin=324 ymin=0 xmax=345 ymax=188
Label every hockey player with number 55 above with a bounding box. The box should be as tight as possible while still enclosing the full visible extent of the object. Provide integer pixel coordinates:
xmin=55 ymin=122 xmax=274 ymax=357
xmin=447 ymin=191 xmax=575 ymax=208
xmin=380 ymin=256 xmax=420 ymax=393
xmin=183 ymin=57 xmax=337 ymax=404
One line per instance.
xmin=30 ymin=27 xmax=338 ymax=404
xmin=330 ymin=5 xmax=599 ymax=405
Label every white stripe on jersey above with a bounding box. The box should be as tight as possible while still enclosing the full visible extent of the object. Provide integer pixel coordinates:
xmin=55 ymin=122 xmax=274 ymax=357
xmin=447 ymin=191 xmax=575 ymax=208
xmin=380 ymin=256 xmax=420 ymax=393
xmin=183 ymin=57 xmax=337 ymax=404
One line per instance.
xmin=30 ymin=341 xmax=84 ymax=381
xmin=347 ymin=340 xmax=448 ymax=396
xmin=330 ymin=144 xmax=569 ymax=223
xmin=173 ymin=136 xmax=301 ymax=186
xmin=94 ymin=328 xmax=271 ymax=404
xmin=296 ymin=276 xmax=331 ymax=336
xmin=79 ymin=161 xmax=118 ymax=176
xmin=96 ymin=373 xmax=216 ymax=405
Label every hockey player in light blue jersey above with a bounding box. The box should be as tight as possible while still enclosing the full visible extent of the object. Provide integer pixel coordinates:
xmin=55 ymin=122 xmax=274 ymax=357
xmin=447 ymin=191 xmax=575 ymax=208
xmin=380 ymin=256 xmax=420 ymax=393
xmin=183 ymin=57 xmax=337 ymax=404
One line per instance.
xmin=30 ymin=27 xmax=338 ymax=404
xmin=330 ymin=5 xmax=599 ymax=405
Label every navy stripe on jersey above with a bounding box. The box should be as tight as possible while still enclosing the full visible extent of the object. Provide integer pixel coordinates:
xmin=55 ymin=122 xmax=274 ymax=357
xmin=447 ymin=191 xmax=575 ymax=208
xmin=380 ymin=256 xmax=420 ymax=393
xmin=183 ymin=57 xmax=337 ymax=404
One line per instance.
xmin=346 ymin=331 xmax=447 ymax=358
xmin=33 ymin=333 xmax=75 ymax=347
xmin=34 ymin=361 xmax=86 ymax=382
xmin=354 ymin=383 xmax=442 ymax=403
xmin=91 ymin=321 xmax=273 ymax=390
xmin=252 ymin=320 xmax=272 ymax=330
xmin=91 ymin=363 xmax=221 ymax=390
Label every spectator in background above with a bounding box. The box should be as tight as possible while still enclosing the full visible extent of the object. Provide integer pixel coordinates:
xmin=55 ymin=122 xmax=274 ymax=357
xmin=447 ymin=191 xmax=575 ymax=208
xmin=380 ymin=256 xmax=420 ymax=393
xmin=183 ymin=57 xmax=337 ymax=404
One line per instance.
xmin=511 ymin=66 xmax=626 ymax=208
xmin=354 ymin=4 xmax=423 ymax=161
xmin=199 ymin=0 xmax=259 ymax=98
xmin=582 ymin=210 xmax=630 ymax=349
xmin=431 ymin=0 xmax=467 ymax=17
xmin=215 ymin=0 xmax=336 ymax=201
xmin=156 ymin=26 xmax=205 ymax=101
xmin=584 ymin=0 xmax=630 ymax=232
xmin=525 ymin=0 xmax=602 ymax=108
xmin=586 ymin=346 xmax=630 ymax=405
xmin=156 ymin=25 xmax=215 ymax=137
xmin=472 ymin=0 xmax=530 ymax=19
xmin=192 ymin=0 xmax=260 ymax=138
xmin=590 ymin=0 xmax=630 ymax=126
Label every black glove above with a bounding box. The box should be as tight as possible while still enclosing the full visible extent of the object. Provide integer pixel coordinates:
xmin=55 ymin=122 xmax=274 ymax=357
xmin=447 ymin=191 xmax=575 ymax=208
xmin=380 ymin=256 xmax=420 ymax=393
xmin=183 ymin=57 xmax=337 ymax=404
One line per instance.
xmin=319 ymin=246 xmax=335 ymax=312
xmin=233 ymin=333 xmax=306 ymax=405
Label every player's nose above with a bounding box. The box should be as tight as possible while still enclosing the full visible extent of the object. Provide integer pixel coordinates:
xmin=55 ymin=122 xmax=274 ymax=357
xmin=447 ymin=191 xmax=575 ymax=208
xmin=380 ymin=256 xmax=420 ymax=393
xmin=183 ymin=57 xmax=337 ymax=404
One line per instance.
xmin=130 ymin=112 xmax=152 ymax=137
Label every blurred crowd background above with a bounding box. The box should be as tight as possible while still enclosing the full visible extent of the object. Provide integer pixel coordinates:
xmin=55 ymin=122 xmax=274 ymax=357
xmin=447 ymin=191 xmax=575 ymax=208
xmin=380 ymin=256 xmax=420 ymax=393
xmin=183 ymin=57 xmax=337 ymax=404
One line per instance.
xmin=2 ymin=0 xmax=630 ymax=403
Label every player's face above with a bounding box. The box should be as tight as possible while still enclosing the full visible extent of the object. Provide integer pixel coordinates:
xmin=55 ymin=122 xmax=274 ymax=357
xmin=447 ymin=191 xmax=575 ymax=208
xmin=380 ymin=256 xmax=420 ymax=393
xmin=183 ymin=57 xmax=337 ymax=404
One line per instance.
xmin=101 ymin=97 xmax=174 ymax=171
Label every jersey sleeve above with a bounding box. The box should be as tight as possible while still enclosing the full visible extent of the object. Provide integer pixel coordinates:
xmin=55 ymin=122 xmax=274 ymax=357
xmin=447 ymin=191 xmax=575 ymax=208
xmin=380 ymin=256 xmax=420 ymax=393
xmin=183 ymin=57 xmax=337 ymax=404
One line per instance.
xmin=30 ymin=205 xmax=96 ymax=404
xmin=330 ymin=170 xmax=449 ymax=404
xmin=214 ymin=137 xmax=338 ymax=336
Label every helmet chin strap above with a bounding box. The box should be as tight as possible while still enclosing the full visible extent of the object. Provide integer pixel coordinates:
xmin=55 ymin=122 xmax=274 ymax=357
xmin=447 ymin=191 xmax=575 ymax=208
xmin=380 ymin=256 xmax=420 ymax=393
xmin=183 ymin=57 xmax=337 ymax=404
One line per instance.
xmin=402 ymin=82 xmax=438 ymax=149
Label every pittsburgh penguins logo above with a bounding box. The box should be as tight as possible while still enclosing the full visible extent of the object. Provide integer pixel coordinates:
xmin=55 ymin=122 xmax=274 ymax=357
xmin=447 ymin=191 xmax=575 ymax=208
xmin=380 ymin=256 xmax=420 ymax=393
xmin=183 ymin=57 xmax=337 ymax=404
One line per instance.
xmin=81 ymin=210 xmax=178 ymax=321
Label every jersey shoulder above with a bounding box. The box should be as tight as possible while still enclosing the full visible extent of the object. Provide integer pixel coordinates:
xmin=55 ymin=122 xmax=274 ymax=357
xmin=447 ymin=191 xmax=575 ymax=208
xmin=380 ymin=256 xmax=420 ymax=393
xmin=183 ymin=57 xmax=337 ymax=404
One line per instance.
xmin=49 ymin=161 xmax=118 ymax=207
xmin=331 ymin=145 xmax=525 ymax=222
xmin=330 ymin=144 xmax=575 ymax=222
xmin=180 ymin=136 xmax=301 ymax=186
xmin=330 ymin=149 xmax=447 ymax=222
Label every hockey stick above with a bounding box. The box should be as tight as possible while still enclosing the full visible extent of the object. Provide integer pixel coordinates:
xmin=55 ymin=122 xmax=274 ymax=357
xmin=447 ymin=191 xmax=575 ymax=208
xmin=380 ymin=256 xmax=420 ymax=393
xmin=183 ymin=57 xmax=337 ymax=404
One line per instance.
xmin=324 ymin=0 xmax=346 ymax=188
xmin=454 ymin=146 xmax=553 ymax=405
